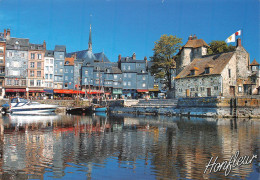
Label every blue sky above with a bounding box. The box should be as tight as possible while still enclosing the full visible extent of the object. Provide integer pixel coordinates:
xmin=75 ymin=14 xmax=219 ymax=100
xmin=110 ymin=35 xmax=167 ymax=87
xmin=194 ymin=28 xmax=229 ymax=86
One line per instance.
xmin=0 ymin=0 xmax=259 ymax=63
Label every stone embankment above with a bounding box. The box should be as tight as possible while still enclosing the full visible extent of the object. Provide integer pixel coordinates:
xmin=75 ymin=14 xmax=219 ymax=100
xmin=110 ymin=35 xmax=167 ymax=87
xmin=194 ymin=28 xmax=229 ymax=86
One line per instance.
xmin=109 ymin=97 xmax=260 ymax=119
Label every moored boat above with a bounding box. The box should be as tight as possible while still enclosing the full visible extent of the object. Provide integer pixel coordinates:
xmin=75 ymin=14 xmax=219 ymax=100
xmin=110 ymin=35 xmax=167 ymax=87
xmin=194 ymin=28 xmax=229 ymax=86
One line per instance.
xmin=10 ymin=98 xmax=58 ymax=115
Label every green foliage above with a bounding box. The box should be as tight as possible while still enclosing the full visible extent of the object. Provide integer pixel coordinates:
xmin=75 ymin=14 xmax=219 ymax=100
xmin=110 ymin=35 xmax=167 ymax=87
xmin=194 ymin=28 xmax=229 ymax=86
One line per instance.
xmin=207 ymin=40 xmax=236 ymax=55
xmin=150 ymin=34 xmax=182 ymax=89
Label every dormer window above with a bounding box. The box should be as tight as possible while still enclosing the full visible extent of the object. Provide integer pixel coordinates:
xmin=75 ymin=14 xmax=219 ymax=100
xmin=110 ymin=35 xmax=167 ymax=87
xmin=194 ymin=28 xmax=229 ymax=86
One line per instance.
xmin=65 ymin=61 xmax=69 ymax=65
xmin=205 ymin=68 xmax=210 ymax=74
xmin=190 ymin=67 xmax=199 ymax=76
xmin=15 ymin=41 xmax=19 ymax=45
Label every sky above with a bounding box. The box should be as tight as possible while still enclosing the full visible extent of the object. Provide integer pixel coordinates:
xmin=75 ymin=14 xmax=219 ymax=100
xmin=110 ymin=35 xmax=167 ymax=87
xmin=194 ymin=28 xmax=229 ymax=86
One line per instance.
xmin=0 ymin=0 xmax=259 ymax=63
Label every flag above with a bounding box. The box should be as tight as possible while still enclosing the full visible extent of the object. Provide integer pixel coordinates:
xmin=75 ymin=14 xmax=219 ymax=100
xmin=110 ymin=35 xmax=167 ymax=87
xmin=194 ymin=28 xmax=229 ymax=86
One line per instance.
xmin=225 ymin=33 xmax=235 ymax=43
xmin=235 ymin=30 xmax=241 ymax=36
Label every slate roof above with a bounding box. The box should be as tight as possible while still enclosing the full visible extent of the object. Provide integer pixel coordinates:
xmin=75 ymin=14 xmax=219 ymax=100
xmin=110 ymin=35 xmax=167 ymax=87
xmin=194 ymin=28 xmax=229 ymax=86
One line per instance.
xmin=29 ymin=43 xmax=45 ymax=51
xmin=55 ymin=45 xmax=66 ymax=52
xmin=0 ymin=33 xmax=5 ymax=42
xmin=250 ymin=59 xmax=259 ymax=66
xmin=120 ymin=57 xmax=146 ymax=63
xmin=67 ymin=50 xmax=110 ymax=65
xmin=93 ymin=62 xmax=117 ymax=72
xmin=45 ymin=50 xmax=54 ymax=57
xmin=6 ymin=37 xmax=29 ymax=50
xmin=175 ymin=52 xmax=235 ymax=79
xmin=105 ymin=67 xmax=122 ymax=74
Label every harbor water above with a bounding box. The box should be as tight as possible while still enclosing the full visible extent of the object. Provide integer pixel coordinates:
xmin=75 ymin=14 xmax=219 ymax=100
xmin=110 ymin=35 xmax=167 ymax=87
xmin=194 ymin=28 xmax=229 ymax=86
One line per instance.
xmin=0 ymin=113 xmax=259 ymax=179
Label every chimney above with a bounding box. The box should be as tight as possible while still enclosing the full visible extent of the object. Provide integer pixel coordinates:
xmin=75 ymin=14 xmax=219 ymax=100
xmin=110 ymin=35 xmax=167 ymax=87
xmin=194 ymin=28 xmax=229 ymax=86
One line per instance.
xmin=4 ymin=29 xmax=6 ymax=38
xmin=43 ymin=40 xmax=46 ymax=50
xmin=6 ymin=29 xmax=10 ymax=40
xmin=192 ymin=34 xmax=197 ymax=40
xmin=144 ymin=56 xmax=147 ymax=62
xmin=132 ymin=52 xmax=136 ymax=60
xmin=118 ymin=54 xmax=121 ymax=62
xmin=237 ymin=38 xmax=242 ymax=47
xmin=188 ymin=34 xmax=192 ymax=40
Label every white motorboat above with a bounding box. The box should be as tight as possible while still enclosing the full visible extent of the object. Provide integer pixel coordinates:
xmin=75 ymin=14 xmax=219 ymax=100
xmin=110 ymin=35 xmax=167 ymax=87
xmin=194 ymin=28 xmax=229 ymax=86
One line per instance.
xmin=10 ymin=98 xmax=58 ymax=115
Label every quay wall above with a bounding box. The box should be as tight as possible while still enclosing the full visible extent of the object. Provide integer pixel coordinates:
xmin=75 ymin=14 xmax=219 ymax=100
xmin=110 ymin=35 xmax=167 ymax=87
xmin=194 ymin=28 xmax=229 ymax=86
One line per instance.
xmin=109 ymin=97 xmax=260 ymax=118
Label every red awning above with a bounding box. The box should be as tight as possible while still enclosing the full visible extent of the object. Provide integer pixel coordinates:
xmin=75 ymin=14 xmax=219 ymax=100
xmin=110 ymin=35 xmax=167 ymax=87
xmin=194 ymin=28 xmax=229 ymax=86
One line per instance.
xmin=5 ymin=89 xmax=26 ymax=92
xmin=137 ymin=89 xmax=149 ymax=93
xmin=29 ymin=90 xmax=46 ymax=93
xmin=54 ymin=89 xmax=74 ymax=94
xmin=87 ymin=90 xmax=104 ymax=94
xmin=73 ymin=90 xmax=85 ymax=94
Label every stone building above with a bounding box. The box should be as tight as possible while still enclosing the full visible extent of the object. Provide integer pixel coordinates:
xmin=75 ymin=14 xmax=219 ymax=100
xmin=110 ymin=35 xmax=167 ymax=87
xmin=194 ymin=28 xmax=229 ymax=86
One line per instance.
xmin=5 ymin=30 xmax=29 ymax=97
xmin=0 ymin=30 xmax=6 ymax=98
xmin=28 ymin=42 xmax=46 ymax=97
xmin=176 ymin=34 xmax=209 ymax=75
xmin=175 ymin=38 xmax=253 ymax=98
xmin=248 ymin=59 xmax=260 ymax=95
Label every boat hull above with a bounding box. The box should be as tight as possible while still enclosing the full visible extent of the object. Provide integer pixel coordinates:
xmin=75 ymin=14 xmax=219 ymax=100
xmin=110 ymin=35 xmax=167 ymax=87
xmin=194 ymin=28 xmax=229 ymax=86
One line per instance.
xmin=10 ymin=105 xmax=58 ymax=115
xmin=93 ymin=107 xmax=107 ymax=112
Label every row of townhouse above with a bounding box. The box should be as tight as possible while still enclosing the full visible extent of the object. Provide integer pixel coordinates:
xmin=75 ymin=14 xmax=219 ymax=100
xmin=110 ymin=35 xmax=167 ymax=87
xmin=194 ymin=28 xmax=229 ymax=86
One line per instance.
xmin=0 ymin=27 xmax=164 ymax=99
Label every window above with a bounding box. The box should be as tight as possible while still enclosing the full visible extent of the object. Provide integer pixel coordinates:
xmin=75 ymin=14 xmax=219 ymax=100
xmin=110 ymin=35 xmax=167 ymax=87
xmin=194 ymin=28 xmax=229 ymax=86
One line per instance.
xmin=123 ymin=74 xmax=127 ymax=78
xmin=37 ymin=80 xmax=41 ymax=86
xmin=21 ymin=53 xmax=24 ymax=57
xmin=123 ymin=65 xmax=126 ymax=70
xmin=128 ymin=74 xmax=131 ymax=78
xmin=22 ymin=80 xmax=26 ymax=86
xmin=60 ymin=69 xmax=63 ymax=73
xmin=8 ymin=52 xmax=13 ymax=57
xmin=114 ymin=82 xmax=118 ymax=86
xmin=31 ymin=53 xmax=35 ymax=59
xmin=12 ymin=70 xmax=19 ymax=76
xmin=55 ymin=70 xmax=57 ymax=73
xmin=71 ymin=69 xmax=73 ymax=73
xmin=142 ymin=76 xmax=146 ymax=80
xmin=200 ymin=87 xmax=205 ymax=91
xmin=96 ymin=73 xmax=99 ymax=77
xmin=30 ymin=62 xmax=35 ymax=68
xmin=214 ymin=86 xmax=218 ymax=90
xmin=45 ymin=66 xmax=49 ymax=72
xmin=60 ymin=62 xmax=62 ymax=66
xmin=45 ymin=74 xmax=48 ymax=79
xmin=30 ymin=70 xmax=34 ymax=77
xmin=65 ymin=76 xmax=68 ymax=81
xmin=50 ymin=74 xmax=53 ymax=79
xmin=14 ymin=80 xmax=19 ymax=86
xmin=30 ymin=80 xmax=34 ymax=86
xmin=64 ymin=83 xmax=68 ymax=88
xmin=123 ymin=82 xmax=126 ymax=86
xmin=205 ymin=68 xmax=210 ymax=74
xmin=238 ymin=86 xmax=242 ymax=92
xmin=114 ymin=75 xmax=118 ymax=79
xmin=142 ymin=83 xmax=146 ymax=87
xmin=65 ymin=61 xmax=69 ymax=65
xmin=37 ymin=71 xmax=41 ymax=77
xmin=37 ymin=62 xmax=41 ymax=69
xmin=45 ymin=59 xmax=49 ymax=64
xmin=55 ymin=76 xmax=57 ymax=81
xmin=0 ymin=47 xmax=4 ymax=53
xmin=7 ymin=79 xmax=12 ymax=85
xmin=128 ymin=81 xmax=131 ymax=86
xmin=190 ymin=70 xmax=195 ymax=76
xmin=84 ymin=78 xmax=87 ymax=83
xmin=50 ymin=59 xmax=54 ymax=64
xmin=228 ymin=69 xmax=231 ymax=78
xmin=59 ymin=54 xmax=63 ymax=59
xmin=191 ymin=88 xmax=195 ymax=91
xmin=128 ymin=66 xmax=130 ymax=70
xmin=13 ymin=61 xmax=20 ymax=67
xmin=65 ymin=69 xmax=68 ymax=73
xmin=38 ymin=54 xmax=42 ymax=60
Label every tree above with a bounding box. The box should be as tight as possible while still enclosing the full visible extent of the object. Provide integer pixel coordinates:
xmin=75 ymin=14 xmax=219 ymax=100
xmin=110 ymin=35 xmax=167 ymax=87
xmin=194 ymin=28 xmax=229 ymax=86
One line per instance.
xmin=207 ymin=40 xmax=236 ymax=55
xmin=150 ymin=35 xmax=182 ymax=90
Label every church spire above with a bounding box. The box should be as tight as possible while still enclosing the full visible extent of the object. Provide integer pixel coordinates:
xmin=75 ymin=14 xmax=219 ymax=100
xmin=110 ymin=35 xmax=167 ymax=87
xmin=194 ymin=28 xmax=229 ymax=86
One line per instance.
xmin=88 ymin=24 xmax=92 ymax=51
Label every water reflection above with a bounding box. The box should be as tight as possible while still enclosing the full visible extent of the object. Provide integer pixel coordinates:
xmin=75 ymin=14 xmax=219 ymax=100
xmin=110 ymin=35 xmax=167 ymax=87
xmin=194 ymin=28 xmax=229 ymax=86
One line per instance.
xmin=0 ymin=114 xmax=258 ymax=180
